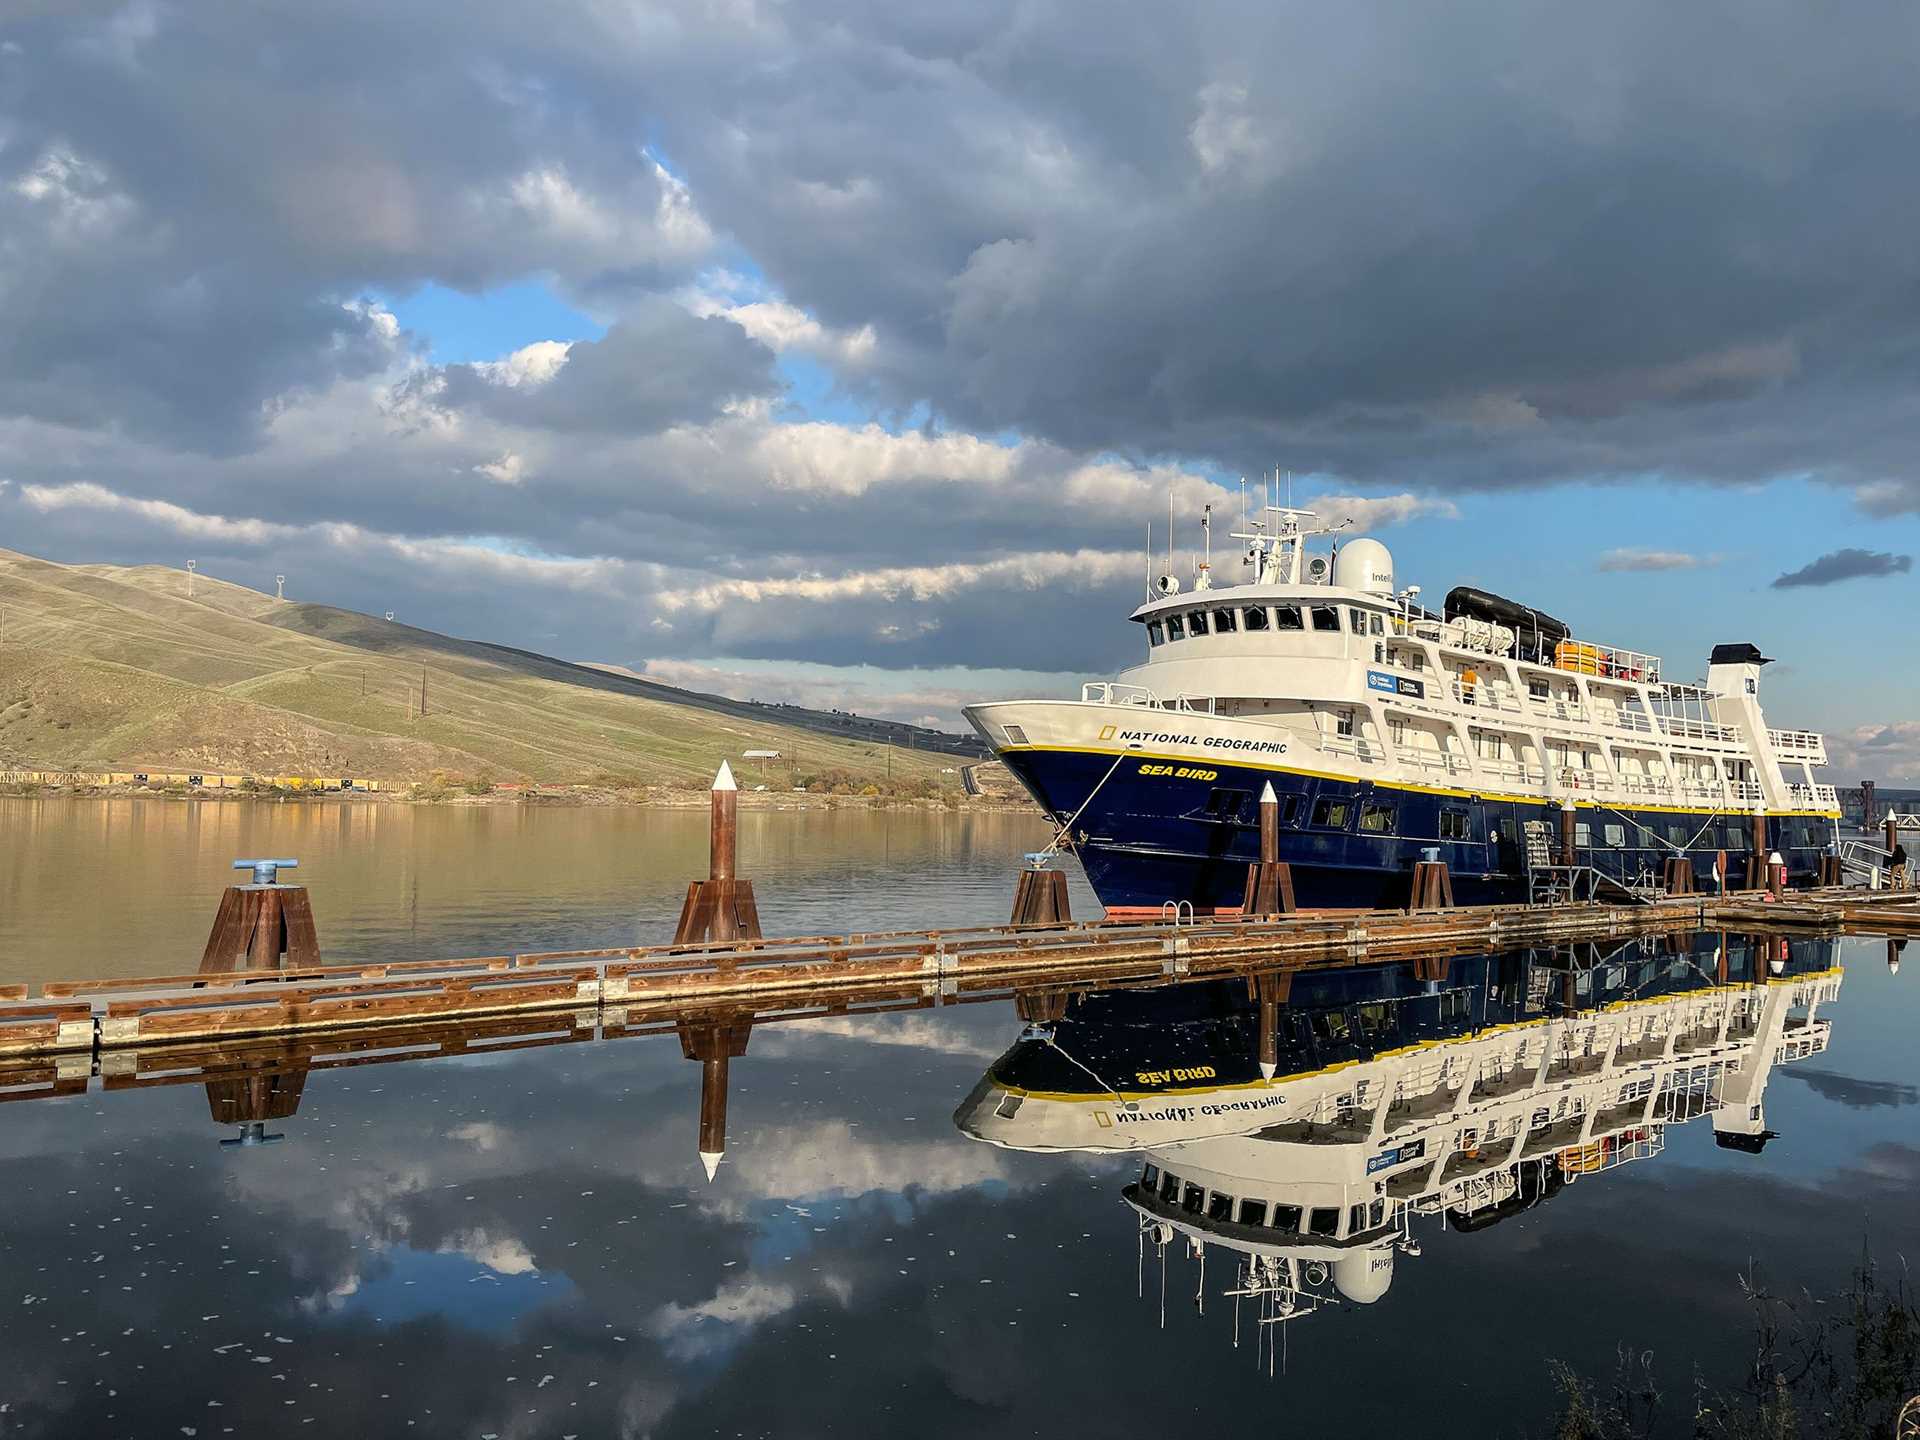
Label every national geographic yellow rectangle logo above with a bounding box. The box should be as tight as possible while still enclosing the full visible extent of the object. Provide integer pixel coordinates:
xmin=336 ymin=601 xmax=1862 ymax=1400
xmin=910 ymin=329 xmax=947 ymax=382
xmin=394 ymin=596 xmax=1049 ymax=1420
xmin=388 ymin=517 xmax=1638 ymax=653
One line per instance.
xmin=1097 ymin=725 xmax=1116 ymax=741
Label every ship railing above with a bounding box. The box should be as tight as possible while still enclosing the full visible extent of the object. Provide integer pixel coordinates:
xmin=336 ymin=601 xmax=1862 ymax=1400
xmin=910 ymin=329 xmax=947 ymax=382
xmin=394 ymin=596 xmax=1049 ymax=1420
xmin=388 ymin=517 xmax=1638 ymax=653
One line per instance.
xmin=1448 ymin=678 xmax=1524 ymax=714
xmin=1320 ymin=733 xmax=1382 ymax=764
xmin=1526 ymin=695 xmax=1588 ymax=723
xmin=1655 ymin=715 xmax=1737 ymax=743
xmin=1725 ymin=779 xmax=1764 ymax=805
xmin=1401 ymin=749 xmax=1472 ymax=777
xmin=1080 ymin=682 xmax=1159 ymax=707
xmin=1474 ymin=759 xmax=1546 ymax=787
xmin=1615 ymin=774 xmax=1673 ymax=799
xmin=1552 ymin=641 xmax=1664 ymax=683
xmin=1767 ymin=727 xmax=1828 ymax=762
xmin=1598 ymin=707 xmax=1658 ymax=736
xmin=1785 ymin=782 xmax=1839 ymax=810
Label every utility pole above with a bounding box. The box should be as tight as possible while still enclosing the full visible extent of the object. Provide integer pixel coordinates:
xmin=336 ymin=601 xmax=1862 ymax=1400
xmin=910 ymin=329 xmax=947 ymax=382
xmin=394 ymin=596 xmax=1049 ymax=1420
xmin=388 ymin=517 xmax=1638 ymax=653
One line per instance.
xmin=420 ymin=666 xmax=428 ymax=719
xmin=186 ymin=559 xmax=197 ymax=598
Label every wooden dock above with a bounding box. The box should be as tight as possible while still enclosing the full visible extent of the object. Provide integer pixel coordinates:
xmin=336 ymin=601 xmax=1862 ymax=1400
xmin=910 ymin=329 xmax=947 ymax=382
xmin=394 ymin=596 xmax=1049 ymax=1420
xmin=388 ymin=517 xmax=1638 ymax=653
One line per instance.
xmin=4 ymin=885 xmax=1914 ymax=1062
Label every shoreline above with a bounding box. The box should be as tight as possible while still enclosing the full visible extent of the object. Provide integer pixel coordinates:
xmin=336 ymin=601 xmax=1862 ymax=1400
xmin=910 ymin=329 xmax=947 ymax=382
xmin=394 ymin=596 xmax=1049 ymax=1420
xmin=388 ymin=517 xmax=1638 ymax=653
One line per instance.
xmin=0 ymin=777 xmax=1040 ymax=814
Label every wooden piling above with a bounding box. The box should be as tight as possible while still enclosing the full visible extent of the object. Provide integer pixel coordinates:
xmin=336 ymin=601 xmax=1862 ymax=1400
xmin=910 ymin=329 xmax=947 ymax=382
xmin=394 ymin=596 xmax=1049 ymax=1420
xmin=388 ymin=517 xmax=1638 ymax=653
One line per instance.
xmin=1748 ymin=812 xmax=1770 ymax=891
xmin=201 ymin=860 xmax=322 ymax=973
xmin=1663 ymin=857 xmax=1695 ymax=896
xmin=679 ymin=1017 xmax=751 ymax=1181
xmin=1010 ymin=867 xmax=1072 ymax=926
xmin=1252 ymin=969 xmax=1291 ymax=1078
xmin=1559 ymin=802 xmax=1579 ymax=868
xmin=1409 ymin=861 xmax=1455 ymax=910
xmin=1241 ymin=781 xmax=1297 ymax=917
xmin=673 ymin=764 xmax=762 ymax=945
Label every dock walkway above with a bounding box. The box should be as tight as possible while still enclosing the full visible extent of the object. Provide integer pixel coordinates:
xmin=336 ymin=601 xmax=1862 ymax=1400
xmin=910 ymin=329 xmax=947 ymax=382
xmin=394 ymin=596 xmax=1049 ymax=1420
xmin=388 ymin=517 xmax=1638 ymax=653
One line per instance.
xmin=5 ymin=886 xmax=1914 ymax=1062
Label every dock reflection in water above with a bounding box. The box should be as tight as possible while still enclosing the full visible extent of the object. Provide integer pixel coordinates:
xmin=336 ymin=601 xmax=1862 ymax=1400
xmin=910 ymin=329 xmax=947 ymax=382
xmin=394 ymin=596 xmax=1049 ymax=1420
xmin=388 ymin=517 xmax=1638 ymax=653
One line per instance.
xmin=0 ymin=933 xmax=1915 ymax=1437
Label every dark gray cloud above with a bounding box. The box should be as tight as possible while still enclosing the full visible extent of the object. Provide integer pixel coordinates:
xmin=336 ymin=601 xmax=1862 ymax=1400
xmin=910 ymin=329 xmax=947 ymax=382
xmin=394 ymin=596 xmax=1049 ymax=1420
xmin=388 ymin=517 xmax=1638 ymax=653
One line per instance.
xmin=1771 ymin=548 xmax=1914 ymax=588
xmin=4 ymin=0 xmax=1920 ymax=684
xmin=431 ymin=299 xmax=779 ymax=435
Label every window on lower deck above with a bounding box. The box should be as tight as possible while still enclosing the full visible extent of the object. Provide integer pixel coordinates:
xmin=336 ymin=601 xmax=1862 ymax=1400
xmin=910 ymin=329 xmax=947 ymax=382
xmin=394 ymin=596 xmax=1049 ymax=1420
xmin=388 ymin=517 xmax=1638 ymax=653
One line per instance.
xmin=1204 ymin=788 xmax=1254 ymax=823
xmin=1242 ymin=605 xmax=1270 ymax=631
xmin=1604 ymin=824 xmax=1627 ymax=847
xmin=1212 ymin=607 xmax=1238 ymax=633
xmin=1311 ymin=797 xmax=1352 ymax=829
xmin=1310 ymin=605 xmax=1340 ymax=632
xmin=1440 ymin=809 xmax=1472 ymax=841
xmin=1668 ymin=824 xmax=1690 ymax=846
xmin=1186 ymin=610 xmax=1209 ymax=636
xmin=1575 ymin=822 xmax=1593 ymax=846
xmin=1359 ymin=801 xmax=1397 ymax=833
xmin=1276 ymin=605 xmax=1304 ymax=630
xmin=1147 ymin=620 xmax=1165 ymax=646
xmin=1334 ymin=708 xmax=1355 ymax=737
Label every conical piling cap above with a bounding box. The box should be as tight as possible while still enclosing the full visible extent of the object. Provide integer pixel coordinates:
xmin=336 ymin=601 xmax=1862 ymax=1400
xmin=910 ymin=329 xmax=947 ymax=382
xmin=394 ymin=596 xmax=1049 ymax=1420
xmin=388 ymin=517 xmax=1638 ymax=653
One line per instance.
xmin=699 ymin=1150 xmax=724 ymax=1182
xmin=1259 ymin=1060 xmax=1277 ymax=1080
xmin=1260 ymin=780 xmax=1277 ymax=804
xmin=713 ymin=761 xmax=737 ymax=792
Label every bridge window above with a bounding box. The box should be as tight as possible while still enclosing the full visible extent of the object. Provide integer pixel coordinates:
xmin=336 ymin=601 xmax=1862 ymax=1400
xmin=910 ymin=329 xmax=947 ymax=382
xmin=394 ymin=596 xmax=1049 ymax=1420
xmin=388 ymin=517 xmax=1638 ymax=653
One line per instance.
xmin=1187 ymin=610 xmax=1210 ymax=637
xmin=1310 ymin=605 xmax=1340 ymax=632
xmin=1308 ymin=1207 xmax=1340 ymax=1237
xmin=1213 ymin=607 xmax=1238 ymax=633
xmin=1359 ymin=801 xmax=1397 ymax=834
xmin=1142 ymin=1163 xmax=1160 ymax=1190
xmin=1349 ymin=606 xmax=1368 ymax=632
xmin=1311 ymin=797 xmax=1352 ymax=830
xmin=1270 ymin=1203 xmax=1303 ymax=1232
xmin=1242 ymin=605 xmax=1270 ymax=632
xmin=1237 ymin=1198 xmax=1268 ymax=1227
xmin=1166 ymin=614 xmax=1186 ymax=641
xmin=1370 ymin=612 xmax=1385 ymax=636
xmin=1147 ymin=620 xmax=1165 ymax=646
xmin=1159 ymin=1171 xmax=1180 ymax=1202
xmin=1276 ymin=605 xmax=1304 ymax=630
xmin=1181 ymin=1182 xmax=1206 ymax=1215
xmin=1206 ymin=1191 xmax=1233 ymax=1222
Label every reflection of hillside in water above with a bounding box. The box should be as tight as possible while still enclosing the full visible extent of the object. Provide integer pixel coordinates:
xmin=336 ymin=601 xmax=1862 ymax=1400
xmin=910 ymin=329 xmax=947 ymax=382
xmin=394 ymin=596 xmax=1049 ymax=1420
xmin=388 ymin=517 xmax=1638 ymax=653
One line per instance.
xmin=0 ymin=799 xmax=1055 ymax=983
xmin=956 ymin=932 xmax=1844 ymax=1348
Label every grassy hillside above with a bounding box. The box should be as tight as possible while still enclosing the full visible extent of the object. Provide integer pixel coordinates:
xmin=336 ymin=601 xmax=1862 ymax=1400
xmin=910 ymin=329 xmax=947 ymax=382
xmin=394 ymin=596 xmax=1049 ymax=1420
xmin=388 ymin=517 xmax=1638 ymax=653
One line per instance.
xmin=0 ymin=548 xmax=959 ymax=791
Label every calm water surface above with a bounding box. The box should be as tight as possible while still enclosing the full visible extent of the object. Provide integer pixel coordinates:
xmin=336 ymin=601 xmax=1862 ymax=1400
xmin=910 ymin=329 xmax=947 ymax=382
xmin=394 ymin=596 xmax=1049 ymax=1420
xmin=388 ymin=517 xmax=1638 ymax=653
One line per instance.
xmin=2 ymin=799 xmax=1918 ymax=1437
xmin=0 ymin=796 xmax=1086 ymax=985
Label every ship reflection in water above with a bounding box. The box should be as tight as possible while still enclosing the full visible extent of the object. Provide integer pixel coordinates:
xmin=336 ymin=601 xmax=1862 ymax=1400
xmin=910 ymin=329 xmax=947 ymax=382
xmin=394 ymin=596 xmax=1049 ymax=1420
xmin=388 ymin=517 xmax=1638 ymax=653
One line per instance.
xmin=956 ymin=932 xmax=1845 ymax=1352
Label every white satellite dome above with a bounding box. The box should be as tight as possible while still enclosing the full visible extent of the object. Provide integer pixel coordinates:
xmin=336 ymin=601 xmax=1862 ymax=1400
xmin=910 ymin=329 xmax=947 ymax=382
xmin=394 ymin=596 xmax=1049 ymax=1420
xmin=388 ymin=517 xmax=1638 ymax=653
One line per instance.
xmin=1331 ymin=1247 xmax=1395 ymax=1304
xmin=1332 ymin=538 xmax=1395 ymax=597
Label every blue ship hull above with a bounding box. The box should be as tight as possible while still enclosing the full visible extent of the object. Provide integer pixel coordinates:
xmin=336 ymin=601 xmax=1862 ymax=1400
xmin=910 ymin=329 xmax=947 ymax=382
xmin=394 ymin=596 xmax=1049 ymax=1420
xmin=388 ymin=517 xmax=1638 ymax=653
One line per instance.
xmin=999 ymin=745 xmax=1836 ymax=913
